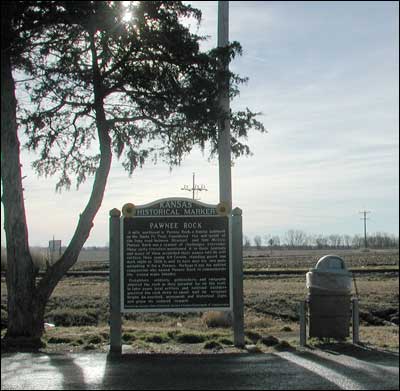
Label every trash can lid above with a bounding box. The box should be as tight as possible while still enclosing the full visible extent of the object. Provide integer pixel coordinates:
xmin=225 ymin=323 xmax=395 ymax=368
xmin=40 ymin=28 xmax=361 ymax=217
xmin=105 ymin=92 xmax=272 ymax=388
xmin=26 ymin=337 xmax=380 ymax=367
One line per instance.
xmin=312 ymin=255 xmax=350 ymax=275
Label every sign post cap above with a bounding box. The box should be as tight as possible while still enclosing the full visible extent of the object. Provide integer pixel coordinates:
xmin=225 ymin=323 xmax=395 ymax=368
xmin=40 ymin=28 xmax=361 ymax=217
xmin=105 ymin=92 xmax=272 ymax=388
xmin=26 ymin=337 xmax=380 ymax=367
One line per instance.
xmin=109 ymin=208 xmax=121 ymax=217
xmin=232 ymin=207 xmax=242 ymax=216
xmin=122 ymin=203 xmax=136 ymax=217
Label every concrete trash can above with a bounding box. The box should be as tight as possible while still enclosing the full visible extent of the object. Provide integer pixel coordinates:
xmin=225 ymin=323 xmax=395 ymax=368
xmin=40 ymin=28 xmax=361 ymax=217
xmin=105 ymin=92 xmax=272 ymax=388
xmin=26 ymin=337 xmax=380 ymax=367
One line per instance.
xmin=306 ymin=255 xmax=352 ymax=339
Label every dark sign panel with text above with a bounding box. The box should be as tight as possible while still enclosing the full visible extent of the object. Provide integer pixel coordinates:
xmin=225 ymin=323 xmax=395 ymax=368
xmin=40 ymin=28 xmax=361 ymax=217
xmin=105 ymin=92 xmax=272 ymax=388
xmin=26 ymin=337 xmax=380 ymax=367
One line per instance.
xmin=121 ymin=198 xmax=232 ymax=312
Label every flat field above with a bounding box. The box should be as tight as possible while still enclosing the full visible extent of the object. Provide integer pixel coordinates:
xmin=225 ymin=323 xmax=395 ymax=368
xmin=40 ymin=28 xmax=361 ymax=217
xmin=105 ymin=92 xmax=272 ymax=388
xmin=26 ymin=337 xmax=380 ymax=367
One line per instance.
xmin=69 ymin=247 xmax=399 ymax=271
xmin=1 ymin=249 xmax=398 ymax=354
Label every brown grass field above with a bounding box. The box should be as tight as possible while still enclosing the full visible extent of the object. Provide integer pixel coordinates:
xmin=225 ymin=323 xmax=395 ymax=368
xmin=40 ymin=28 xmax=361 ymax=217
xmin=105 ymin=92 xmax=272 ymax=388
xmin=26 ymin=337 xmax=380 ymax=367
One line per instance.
xmin=1 ymin=248 xmax=398 ymax=354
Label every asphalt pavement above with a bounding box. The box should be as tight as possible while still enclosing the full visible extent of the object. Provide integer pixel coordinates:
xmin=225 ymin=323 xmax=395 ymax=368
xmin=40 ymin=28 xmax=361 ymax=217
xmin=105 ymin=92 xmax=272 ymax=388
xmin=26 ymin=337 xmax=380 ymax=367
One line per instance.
xmin=1 ymin=346 xmax=399 ymax=390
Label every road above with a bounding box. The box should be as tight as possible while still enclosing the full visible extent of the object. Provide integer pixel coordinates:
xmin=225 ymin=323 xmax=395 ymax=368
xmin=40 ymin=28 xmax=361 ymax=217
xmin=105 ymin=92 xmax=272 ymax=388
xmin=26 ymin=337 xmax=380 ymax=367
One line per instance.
xmin=2 ymin=346 xmax=398 ymax=390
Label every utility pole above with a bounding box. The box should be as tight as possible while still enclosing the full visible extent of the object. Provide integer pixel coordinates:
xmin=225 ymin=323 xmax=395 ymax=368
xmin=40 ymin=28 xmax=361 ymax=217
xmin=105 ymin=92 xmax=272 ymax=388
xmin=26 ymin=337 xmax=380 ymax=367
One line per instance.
xmin=217 ymin=1 xmax=245 ymax=349
xmin=181 ymin=172 xmax=208 ymax=200
xmin=359 ymin=210 xmax=371 ymax=249
xmin=218 ymin=0 xmax=232 ymax=210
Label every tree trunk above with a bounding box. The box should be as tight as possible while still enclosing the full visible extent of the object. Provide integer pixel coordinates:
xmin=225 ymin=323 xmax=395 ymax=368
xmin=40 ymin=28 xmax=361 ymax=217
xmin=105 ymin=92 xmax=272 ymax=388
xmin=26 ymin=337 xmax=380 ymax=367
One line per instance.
xmin=34 ymin=129 xmax=112 ymax=310
xmin=1 ymin=33 xmax=41 ymax=345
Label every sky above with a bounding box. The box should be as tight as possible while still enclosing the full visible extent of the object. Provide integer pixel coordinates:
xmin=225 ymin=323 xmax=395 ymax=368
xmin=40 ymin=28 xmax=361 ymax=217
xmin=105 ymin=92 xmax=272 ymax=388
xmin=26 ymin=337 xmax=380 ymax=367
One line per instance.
xmin=1 ymin=1 xmax=399 ymax=247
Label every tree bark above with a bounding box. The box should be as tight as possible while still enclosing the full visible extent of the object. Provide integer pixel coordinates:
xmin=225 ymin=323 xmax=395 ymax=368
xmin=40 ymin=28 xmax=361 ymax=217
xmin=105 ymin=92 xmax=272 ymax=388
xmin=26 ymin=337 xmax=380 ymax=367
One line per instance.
xmin=1 ymin=30 xmax=40 ymax=344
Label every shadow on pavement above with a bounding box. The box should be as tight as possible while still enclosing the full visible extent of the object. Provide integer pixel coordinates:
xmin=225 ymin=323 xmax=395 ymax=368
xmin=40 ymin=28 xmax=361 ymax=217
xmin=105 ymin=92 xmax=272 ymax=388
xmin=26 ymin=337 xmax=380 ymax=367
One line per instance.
xmin=101 ymin=352 xmax=339 ymax=390
xmin=275 ymin=344 xmax=399 ymax=390
xmin=48 ymin=353 xmax=88 ymax=390
xmin=1 ymin=352 xmax=89 ymax=390
xmin=306 ymin=342 xmax=399 ymax=364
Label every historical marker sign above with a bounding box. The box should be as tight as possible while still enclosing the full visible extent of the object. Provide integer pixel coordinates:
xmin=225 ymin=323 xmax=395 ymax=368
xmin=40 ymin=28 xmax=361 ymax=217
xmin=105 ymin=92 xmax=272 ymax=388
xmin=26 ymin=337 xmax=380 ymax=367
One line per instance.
xmin=120 ymin=198 xmax=232 ymax=312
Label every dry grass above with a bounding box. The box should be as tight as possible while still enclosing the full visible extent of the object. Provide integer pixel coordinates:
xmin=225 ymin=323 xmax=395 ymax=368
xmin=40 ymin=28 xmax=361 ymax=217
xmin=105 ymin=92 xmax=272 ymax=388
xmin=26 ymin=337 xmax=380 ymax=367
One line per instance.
xmin=50 ymin=277 xmax=108 ymax=298
xmin=1 ymin=249 xmax=398 ymax=353
xmin=243 ymin=250 xmax=399 ymax=271
xmin=355 ymin=276 xmax=399 ymax=308
xmin=359 ymin=326 xmax=399 ymax=350
xmin=201 ymin=311 xmax=233 ymax=328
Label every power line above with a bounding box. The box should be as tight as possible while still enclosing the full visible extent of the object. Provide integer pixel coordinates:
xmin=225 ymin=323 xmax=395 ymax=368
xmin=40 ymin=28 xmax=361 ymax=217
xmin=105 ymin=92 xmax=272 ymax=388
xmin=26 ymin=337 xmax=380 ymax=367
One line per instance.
xmin=181 ymin=172 xmax=208 ymax=200
xmin=359 ymin=210 xmax=371 ymax=249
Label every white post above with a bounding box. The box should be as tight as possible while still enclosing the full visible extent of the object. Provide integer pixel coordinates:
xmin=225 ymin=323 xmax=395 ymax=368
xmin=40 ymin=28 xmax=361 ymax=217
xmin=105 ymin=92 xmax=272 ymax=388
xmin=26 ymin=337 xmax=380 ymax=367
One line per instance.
xmin=218 ymin=0 xmax=232 ymax=210
xmin=217 ymin=0 xmax=234 ymax=328
xmin=299 ymin=300 xmax=307 ymax=347
xmin=109 ymin=208 xmax=122 ymax=355
xmin=232 ymin=207 xmax=245 ymax=347
xmin=352 ymin=298 xmax=360 ymax=344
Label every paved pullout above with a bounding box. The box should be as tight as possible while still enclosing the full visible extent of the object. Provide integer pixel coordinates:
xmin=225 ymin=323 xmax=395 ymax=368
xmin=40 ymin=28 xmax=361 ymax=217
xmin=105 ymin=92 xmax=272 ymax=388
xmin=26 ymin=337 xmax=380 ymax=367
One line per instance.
xmin=1 ymin=348 xmax=399 ymax=390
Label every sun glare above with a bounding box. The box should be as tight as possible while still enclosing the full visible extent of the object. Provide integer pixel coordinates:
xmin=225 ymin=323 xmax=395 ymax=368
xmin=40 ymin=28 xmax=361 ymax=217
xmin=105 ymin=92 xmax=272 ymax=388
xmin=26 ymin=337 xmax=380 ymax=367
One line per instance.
xmin=122 ymin=11 xmax=132 ymax=22
xmin=121 ymin=1 xmax=140 ymax=23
